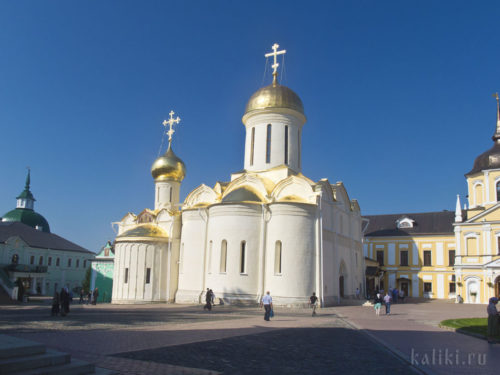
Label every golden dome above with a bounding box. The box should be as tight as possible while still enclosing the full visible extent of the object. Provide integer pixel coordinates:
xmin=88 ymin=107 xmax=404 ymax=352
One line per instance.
xmin=244 ymin=83 xmax=304 ymax=116
xmin=151 ymin=145 xmax=186 ymax=182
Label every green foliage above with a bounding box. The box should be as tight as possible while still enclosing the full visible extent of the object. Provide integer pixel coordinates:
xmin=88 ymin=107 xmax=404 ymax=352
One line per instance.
xmin=82 ymin=267 xmax=91 ymax=293
xmin=440 ymin=318 xmax=498 ymax=338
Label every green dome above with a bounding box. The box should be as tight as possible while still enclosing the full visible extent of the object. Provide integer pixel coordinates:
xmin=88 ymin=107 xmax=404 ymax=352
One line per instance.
xmin=2 ymin=208 xmax=50 ymax=233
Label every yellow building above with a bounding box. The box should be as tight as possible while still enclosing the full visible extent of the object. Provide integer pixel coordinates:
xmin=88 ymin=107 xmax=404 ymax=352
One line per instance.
xmin=364 ymin=97 xmax=500 ymax=304
xmin=363 ymin=212 xmax=456 ymax=301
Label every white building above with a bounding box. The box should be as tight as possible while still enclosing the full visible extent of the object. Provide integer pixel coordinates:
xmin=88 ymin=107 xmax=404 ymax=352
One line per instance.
xmin=112 ymin=44 xmax=364 ymax=306
xmin=0 ymin=171 xmax=94 ymax=299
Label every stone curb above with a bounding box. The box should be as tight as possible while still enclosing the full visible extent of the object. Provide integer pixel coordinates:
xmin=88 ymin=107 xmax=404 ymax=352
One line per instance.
xmin=438 ymin=324 xmax=500 ymax=343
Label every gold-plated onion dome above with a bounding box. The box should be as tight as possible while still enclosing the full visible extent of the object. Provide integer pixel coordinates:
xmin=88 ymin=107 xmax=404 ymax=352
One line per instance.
xmin=151 ymin=144 xmax=186 ymax=182
xmin=244 ymin=83 xmax=304 ymax=116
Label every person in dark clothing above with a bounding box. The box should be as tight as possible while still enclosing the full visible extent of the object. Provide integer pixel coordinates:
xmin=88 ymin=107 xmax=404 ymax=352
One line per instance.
xmin=60 ymin=288 xmax=70 ymax=316
xmin=204 ymin=288 xmax=212 ymax=311
xmin=93 ymin=288 xmax=99 ymax=305
xmin=51 ymin=292 xmax=60 ymax=316
xmin=79 ymin=289 xmax=84 ymax=304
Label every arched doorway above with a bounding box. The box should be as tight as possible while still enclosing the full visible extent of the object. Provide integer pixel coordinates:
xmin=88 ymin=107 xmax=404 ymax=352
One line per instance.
xmin=495 ymin=276 xmax=500 ymax=299
xmin=339 ymin=276 xmax=344 ymax=298
xmin=339 ymin=260 xmax=347 ymax=298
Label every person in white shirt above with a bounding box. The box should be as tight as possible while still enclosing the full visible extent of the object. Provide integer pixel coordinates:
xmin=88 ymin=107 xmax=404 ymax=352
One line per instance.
xmin=260 ymin=291 xmax=273 ymax=321
xmin=383 ymin=293 xmax=392 ymax=315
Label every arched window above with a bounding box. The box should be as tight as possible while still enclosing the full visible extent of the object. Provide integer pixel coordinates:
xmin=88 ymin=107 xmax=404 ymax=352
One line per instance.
xmin=220 ymin=240 xmax=227 ymax=273
xmin=208 ymin=241 xmax=213 ymax=274
xmin=266 ymin=124 xmax=272 ymax=163
xmin=11 ymin=254 xmax=19 ymax=265
xmin=473 ymin=182 xmax=484 ymax=207
xmin=240 ymin=241 xmax=246 ymax=274
xmin=496 ymin=181 xmax=500 ymax=201
xmin=68 ymin=258 xmax=72 ymax=267
xmin=39 ymin=256 xmax=43 ymax=265
xmin=250 ymin=127 xmax=255 ymax=166
xmin=275 ymin=241 xmax=282 ymax=274
xmin=284 ymin=125 xmax=289 ymax=165
xmin=56 ymin=258 xmax=60 ymax=266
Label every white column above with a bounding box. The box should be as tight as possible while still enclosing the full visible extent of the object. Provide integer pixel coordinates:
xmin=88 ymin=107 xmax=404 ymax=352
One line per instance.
xmin=412 ymin=243 xmax=419 ymax=266
xmin=388 ymin=273 xmax=396 ymax=289
xmin=437 ymin=274 xmax=444 ymax=299
xmin=436 ymin=243 xmax=444 ymax=266
xmin=388 ymin=243 xmax=395 ymax=265
xmin=30 ymin=277 xmax=37 ymax=294
xmin=485 ymin=171 xmax=490 ymax=203
xmin=412 ymin=273 xmax=419 ymax=297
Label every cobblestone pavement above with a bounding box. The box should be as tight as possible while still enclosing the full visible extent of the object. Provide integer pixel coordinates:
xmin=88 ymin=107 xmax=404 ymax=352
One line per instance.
xmin=0 ymin=302 xmax=417 ymax=374
xmin=333 ymin=300 xmax=500 ymax=375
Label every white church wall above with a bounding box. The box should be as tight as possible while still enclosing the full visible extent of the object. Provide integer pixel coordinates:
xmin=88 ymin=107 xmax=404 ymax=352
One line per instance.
xmin=265 ymin=203 xmax=316 ymax=305
xmin=205 ymin=204 xmax=261 ymax=301
xmin=176 ymin=210 xmax=206 ymax=303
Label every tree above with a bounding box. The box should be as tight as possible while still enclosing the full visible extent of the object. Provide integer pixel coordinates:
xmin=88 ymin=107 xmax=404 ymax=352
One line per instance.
xmin=82 ymin=267 xmax=91 ymax=293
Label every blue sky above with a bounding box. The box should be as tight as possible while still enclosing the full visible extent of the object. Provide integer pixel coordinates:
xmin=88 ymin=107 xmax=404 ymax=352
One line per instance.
xmin=1 ymin=1 xmax=500 ymax=253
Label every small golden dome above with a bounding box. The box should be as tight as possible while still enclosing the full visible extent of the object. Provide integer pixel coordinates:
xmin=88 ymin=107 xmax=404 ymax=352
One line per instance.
xmin=244 ymin=83 xmax=304 ymax=116
xmin=151 ymin=145 xmax=186 ymax=182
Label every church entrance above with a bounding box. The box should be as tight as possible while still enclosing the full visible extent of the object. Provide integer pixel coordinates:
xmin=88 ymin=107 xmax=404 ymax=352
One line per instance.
xmin=339 ymin=276 xmax=344 ymax=298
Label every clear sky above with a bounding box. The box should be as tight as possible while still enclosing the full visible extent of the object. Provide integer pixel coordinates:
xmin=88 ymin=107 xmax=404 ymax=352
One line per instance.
xmin=1 ymin=1 xmax=500 ymax=253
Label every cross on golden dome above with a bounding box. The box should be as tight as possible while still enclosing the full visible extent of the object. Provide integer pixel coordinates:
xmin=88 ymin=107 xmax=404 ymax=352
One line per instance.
xmin=265 ymin=43 xmax=286 ymax=85
xmin=162 ymin=110 xmax=181 ymax=143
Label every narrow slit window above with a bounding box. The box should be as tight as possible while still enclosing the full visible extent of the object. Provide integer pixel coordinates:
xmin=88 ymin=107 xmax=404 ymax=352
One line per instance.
xmin=275 ymin=241 xmax=282 ymax=274
xmin=180 ymin=243 xmax=184 ymax=274
xmin=146 ymin=268 xmax=151 ymax=284
xmin=240 ymin=241 xmax=246 ymax=273
xmin=250 ymin=127 xmax=255 ymax=166
xmin=169 ymin=187 xmax=173 ymax=202
xmin=208 ymin=241 xmax=213 ymax=274
xmin=298 ymin=129 xmax=301 ymax=169
xmin=220 ymin=240 xmax=227 ymax=273
xmin=124 ymin=268 xmax=129 ymax=284
xmin=266 ymin=124 xmax=272 ymax=163
xmin=497 ymin=181 xmax=500 ymax=201
xmin=284 ymin=125 xmax=289 ymax=164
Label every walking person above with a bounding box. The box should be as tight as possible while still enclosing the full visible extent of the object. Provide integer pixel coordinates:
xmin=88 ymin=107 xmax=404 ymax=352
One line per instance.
xmin=87 ymin=290 xmax=92 ymax=305
xmin=51 ymin=291 xmax=60 ymax=316
xmin=210 ymin=289 xmax=215 ymax=307
xmin=309 ymin=292 xmax=318 ymax=316
xmin=374 ymin=293 xmax=383 ymax=316
xmin=355 ymin=288 xmax=360 ymax=299
xmin=383 ymin=292 xmax=392 ymax=315
xmin=260 ymin=291 xmax=273 ymax=321
xmin=59 ymin=288 xmax=69 ymax=316
xmin=93 ymin=287 xmax=99 ymax=305
xmin=203 ymin=288 xmax=212 ymax=311
xmin=487 ymin=297 xmax=499 ymax=343
xmin=79 ymin=288 xmax=84 ymax=304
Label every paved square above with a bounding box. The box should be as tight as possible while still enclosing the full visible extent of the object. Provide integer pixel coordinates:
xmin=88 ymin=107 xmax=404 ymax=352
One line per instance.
xmin=0 ymin=300 xmax=497 ymax=374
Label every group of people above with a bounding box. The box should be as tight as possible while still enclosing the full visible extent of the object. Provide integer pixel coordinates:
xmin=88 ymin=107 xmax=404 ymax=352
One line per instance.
xmin=79 ymin=288 xmax=99 ymax=305
xmin=51 ymin=287 xmax=71 ymax=316
xmin=258 ymin=291 xmax=319 ymax=321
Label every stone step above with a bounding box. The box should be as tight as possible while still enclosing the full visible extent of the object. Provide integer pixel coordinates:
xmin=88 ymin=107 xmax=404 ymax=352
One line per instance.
xmin=0 ymin=349 xmax=70 ymax=374
xmin=14 ymin=358 xmax=95 ymax=375
xmin=0 ymin=335 xmax=45 ymax=360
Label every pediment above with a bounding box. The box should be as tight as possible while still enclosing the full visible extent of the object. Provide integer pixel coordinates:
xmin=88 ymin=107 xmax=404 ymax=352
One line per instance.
xmin=466 ymin=203 xmax=500 ymax=223
xmin=485 ymin=258 xmax=500 ymax=268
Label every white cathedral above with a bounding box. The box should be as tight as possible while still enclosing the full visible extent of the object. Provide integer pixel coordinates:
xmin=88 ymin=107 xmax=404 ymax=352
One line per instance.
xmin=111 ymin=44 xmax=364 ymax=306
